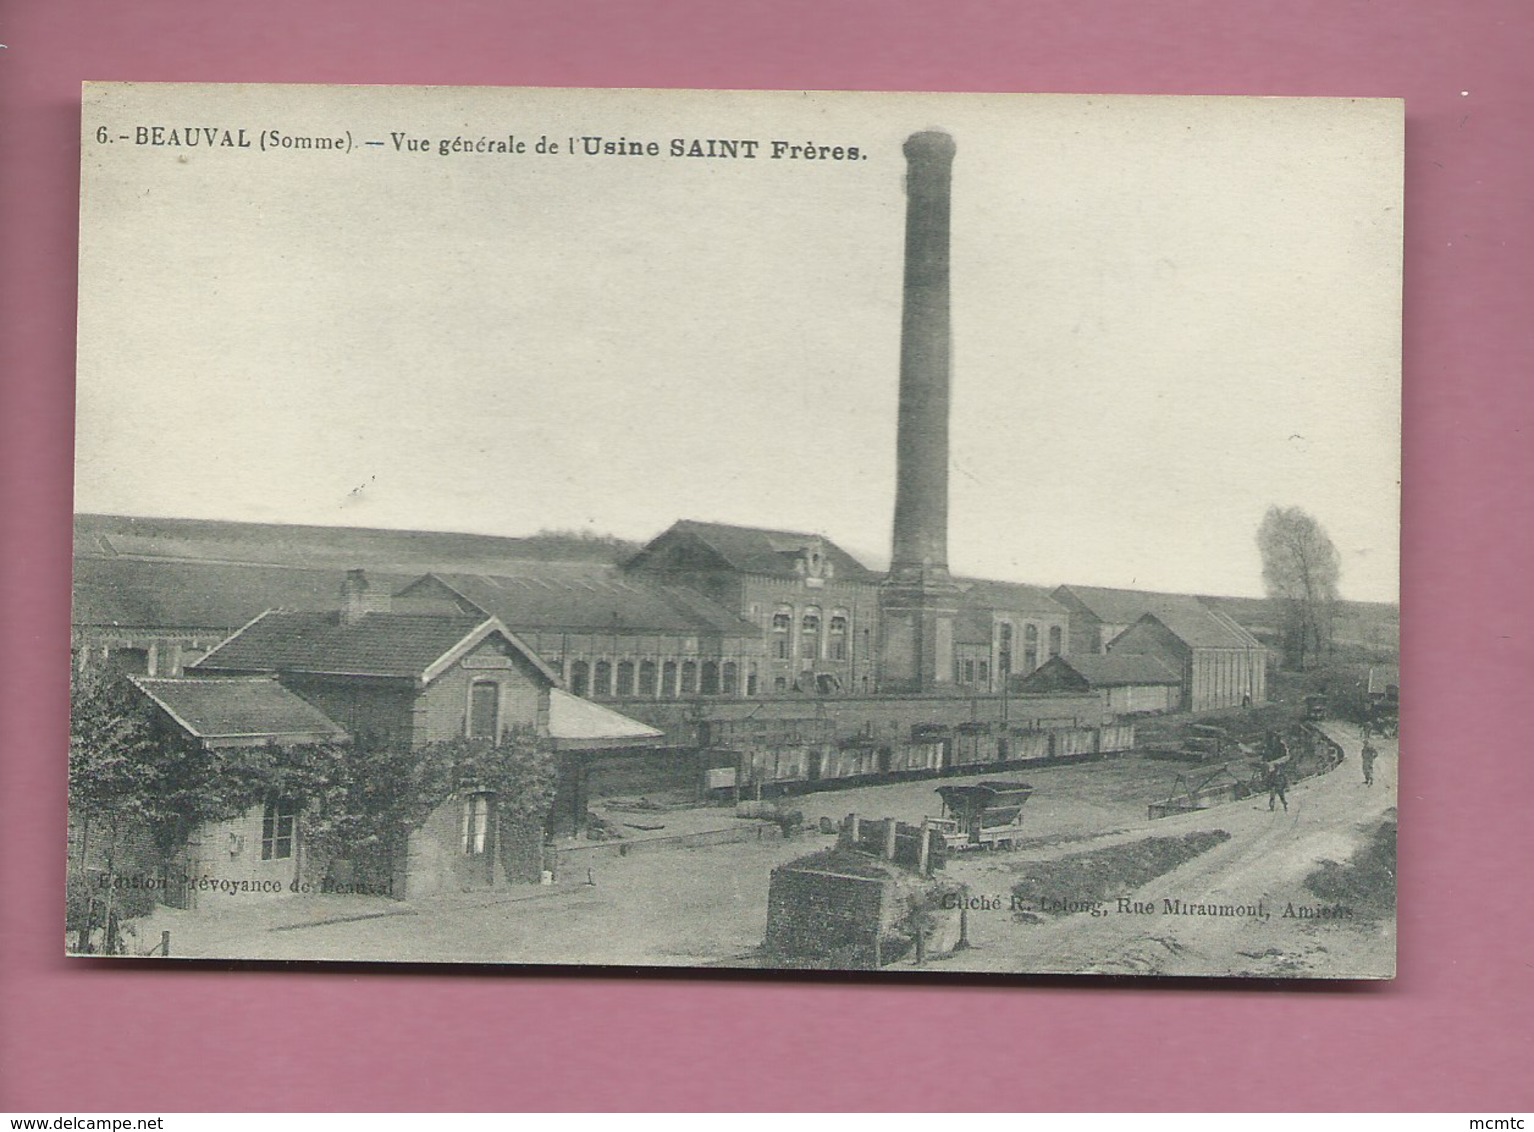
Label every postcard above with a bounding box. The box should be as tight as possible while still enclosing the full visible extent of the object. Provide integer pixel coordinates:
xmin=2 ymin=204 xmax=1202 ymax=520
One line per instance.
xmin=70 ymin=83 xmax=1401 ymax=977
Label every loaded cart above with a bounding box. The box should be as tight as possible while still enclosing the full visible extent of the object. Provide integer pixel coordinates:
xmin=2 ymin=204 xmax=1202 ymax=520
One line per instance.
xmin=932 ymin=781 xmax=1034 ymax=851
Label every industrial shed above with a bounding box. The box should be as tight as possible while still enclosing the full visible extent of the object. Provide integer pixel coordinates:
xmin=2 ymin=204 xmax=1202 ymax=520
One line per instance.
xmin=1013 ymin=653 xmax=1182 ymax=716
xmin=1107 ymin=607 xmax=1268 ymax=713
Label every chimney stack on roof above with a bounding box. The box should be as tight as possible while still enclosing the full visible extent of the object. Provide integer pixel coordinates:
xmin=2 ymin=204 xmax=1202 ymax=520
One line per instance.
xmin=339 ymin=568 xmax=390 ymax=624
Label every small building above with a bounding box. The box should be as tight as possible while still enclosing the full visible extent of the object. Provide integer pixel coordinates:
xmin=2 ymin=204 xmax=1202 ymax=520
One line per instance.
xmin=1367 ymin=665 xmax=1400 ymax=705
xmin=190 ymin=570 xmax=559 ymax=749
xmin=1107 ymin=606 xmax=1268 ymax=713
xmin=182 ymin=570 xmax=659 ymax=896
xmin=1013 ymin=653 xmax=1182 ymax=716
xmin=124 ymin=676 xmax=352 ymax=902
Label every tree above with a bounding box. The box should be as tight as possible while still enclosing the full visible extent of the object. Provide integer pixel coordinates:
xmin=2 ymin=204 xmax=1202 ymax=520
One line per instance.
xmin=1257 ymin=506 xmax=1341 ymax=670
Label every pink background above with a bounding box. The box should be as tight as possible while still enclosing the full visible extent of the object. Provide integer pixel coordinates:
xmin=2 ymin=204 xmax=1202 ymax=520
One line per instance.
xmin=2 ymin=0 xmax=1530 ymax=1112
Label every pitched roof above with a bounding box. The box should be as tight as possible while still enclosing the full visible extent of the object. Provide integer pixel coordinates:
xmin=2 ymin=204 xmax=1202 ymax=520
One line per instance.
xmin=191 ymin=611 xmax=506 ymax=679
xmin=1051 ymin=653 xmax=1182 ymax=687
xmin=632 ymin=520 xmax=878 ymax=582
xmin=74 ymin=512 xmax=626 ymax=570
xmin=546 ymin=690 xmax=664 ymax=749
xmin=72 ymin=557 xmax=390 ymax=630
xmin=400 ymin=567 xmax=757 ymax=637
xmin=956 ymin=577 xmax=1068 ymax=617
xmin=1053 ymin=584 xmax=1211 ymax=625
xmin=129 ymin=676 xmax=348 ymax=743
xmin=1123 ymin=606 xmax=1264 ymax=650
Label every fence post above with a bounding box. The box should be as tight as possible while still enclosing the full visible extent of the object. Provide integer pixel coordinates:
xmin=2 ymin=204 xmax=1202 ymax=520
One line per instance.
xmin=918 ymin=818 xmax=931 ymax=876
xmin=160 ymin=930 xmax=171 ymax=958
xmin=883 ymin=818 xmax=898 ymax=861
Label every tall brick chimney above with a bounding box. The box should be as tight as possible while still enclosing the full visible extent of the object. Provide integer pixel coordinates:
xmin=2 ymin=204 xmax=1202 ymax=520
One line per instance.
xmin=880 ymin=130 xmax=960 ymax=693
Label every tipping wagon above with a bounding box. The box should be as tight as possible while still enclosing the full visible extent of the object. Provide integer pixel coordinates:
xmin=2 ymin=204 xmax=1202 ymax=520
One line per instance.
xmin=931 ymin=781 xmax=1034 ymax=851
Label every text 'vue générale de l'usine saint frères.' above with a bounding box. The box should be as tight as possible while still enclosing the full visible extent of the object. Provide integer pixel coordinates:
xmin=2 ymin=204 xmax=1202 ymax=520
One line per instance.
xmin=104 ymin=125 xmax=867 ymax=161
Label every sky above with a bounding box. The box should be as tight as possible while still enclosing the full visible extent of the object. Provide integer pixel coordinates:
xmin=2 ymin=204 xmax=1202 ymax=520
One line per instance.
xmin=75 ymin=85 xmax=1403 ymax=601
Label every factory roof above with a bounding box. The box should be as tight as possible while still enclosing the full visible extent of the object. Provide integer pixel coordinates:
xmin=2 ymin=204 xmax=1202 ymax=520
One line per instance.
xmin=628 ymin=520 xmax=880 ymax=583
xmin=1117 ymin=607 xmax=1264 ymax=651
xmin=73 ymin=512 xmax=622 ymax=571
xmin=955 ymin=577 xmax=1068 ymax=617
xmin=396 ymin=568 xmax=758 ymax=637
xmin=72 ymin=557 xmax=398 ymax=631
xmin=1051 ymin=583 xmax=1212 ymax=626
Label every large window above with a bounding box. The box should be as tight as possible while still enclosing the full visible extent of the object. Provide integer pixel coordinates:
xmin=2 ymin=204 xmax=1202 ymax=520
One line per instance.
xmin=638 ymin=660 xmax=657 ymax=697
xmin=681 ymin=660 xmax=698 ymax=695
xmin=772 ymin=607 xmax=791 ymax=660
xmin=998 ymin=622 xmax=1014 ymax=678
xmin=1048 ymin=625 xmax=1063 ymax=659
xmin=662 ymin=660 xmax=678 ymax=698
xmin=801 ymin=608 xmax=821 ymax=660
xmin=829 ymin=611 xmax=848 ymax=661
xmin=570 ymin=660 xmax=589 ymax=697
xmin=1024 ymin=624 xmax=1039 ymax=672
xmin=721 ymin=662 xmax=739 ymax=696
xmin=594 ymin=660 xmax=612 ymax=697
xmin=261 ymin=799 xmax=297 ymax=861
xmin=469 ymin=681 xmax=500 ymax=739
xmin=701 ymin=660 xmax=720 ymax=696
xmin=615 ymin=661 xmax=635 ymax=697
xmin=462 ymin=793 xmax=494 ymax=855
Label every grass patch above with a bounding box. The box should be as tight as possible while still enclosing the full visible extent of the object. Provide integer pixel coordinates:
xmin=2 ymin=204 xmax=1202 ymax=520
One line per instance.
xmin=1304 ymin=809 xmax=1396 ymax=917
xmin=1011 ymin=830 xmax=1232 ymax=916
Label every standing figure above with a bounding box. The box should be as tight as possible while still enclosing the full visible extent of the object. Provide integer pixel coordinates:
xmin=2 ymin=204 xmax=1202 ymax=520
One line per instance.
xmin=1361 ymin=740 xmax=1378 ymax=786
xmin=1264 ymin=732 xmax=1290 ymax=813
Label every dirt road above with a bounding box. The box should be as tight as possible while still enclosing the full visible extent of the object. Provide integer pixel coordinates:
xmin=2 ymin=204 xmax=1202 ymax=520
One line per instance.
xmin=931 ymin=725 xmax=1397 ymax=978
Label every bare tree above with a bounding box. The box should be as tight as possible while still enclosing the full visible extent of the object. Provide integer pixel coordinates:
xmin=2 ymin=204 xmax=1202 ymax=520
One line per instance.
xmin=1257 ymin=506 xmax=1341 ymax=670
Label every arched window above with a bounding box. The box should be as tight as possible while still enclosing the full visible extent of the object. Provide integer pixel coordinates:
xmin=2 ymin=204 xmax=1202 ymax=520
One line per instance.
xmin=662 ymin=660 xmax=678 ymax=698
xmin=615 ymin=661 xmax=635 ymax=697
xmin=701 ymin=661 xmax=720 ymax=696
xmin=746 ymin=662 xmax=759 ymax=696
xmin=721 ymin=662 xmax=739 ymax=695
xmin=638 ymin=660 xmax=657 ymax=697
xmin=998 ymin=622 xmax=1014 ymax=678
xmin=681 ymin=660 xmax=698 ymax=695
xmin=801 ymin=607 xmax=821 ymax=659
xmin=468 ymin=681 xmax=500 ymax=739
xmin=774 ymin=676 xmax=788 ymax=693
xmin=570 ymin=660 xmax=589 ymax=697
xmin=829 ymin=610 xmax=848 ymax=660
xmin=772 ymin=606 xmax=792 ymax=660
xmin=1048 ymin=625 xmax=1063 ymax=659
xmin=594 ymin=660 xmax=612 ymax=697
xmin=1024 ymin=625 xmax=1039 ymax=673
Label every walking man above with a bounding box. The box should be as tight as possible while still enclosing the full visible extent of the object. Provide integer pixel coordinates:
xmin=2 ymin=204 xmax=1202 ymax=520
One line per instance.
xmin=1264 ymin=732 xmax=1290 ymax=813
xmin=1361 ymin=739 xmax=1378 ymax=787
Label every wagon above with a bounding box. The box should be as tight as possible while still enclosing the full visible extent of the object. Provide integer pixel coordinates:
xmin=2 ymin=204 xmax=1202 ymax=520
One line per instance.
xmin=932 ymin=781 xmax=1034 ymax=851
